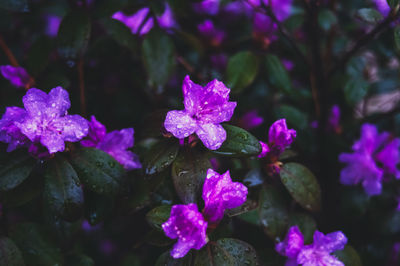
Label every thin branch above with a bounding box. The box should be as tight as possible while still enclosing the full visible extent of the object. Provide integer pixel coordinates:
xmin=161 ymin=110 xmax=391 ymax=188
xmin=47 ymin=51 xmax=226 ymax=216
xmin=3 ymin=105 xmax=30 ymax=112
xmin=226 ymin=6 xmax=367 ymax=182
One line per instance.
xmin=176 ymin=55 xmax=204 ymax=81
xmin=328 ymin=12 xmax=400 ymax=78
xmin=77 ymin=58 xmax=87 ymax=117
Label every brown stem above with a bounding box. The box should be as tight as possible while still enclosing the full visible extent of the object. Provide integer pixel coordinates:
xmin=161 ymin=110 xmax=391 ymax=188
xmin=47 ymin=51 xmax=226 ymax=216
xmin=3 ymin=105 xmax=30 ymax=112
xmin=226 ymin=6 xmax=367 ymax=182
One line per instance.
xmin=176 ymin=55 xmax=204 ymax=81
xmin=0 ymin=35 xmax=19 ymax=67
xmin=78 ymin=58 xmax=87 ymax=117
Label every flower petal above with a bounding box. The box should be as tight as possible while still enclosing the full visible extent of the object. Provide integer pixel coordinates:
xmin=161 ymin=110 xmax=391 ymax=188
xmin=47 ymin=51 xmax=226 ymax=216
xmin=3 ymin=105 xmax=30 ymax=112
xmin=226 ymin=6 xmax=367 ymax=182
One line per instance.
xmin=40 ymin=131 xmax=65 ymax=153
xmin=22 ymin=88 xmax=48 ymax=117
xmin=54 ymin=115 xmax=89 ymax=142
xmin=47 ymin=86 xmax=71 ymax=117
xmin=164 ymin=110 xmax=197 ymax=139
xmin=196 ymin=123 xmax=226 ymax=150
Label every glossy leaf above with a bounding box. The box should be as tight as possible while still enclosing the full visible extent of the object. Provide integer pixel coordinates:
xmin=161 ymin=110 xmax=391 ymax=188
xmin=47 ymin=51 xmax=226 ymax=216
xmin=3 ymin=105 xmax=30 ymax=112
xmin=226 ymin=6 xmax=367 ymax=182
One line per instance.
xmin=171 ymin=149 xmax=211 ymax=204
xmin=258 ymin=186 xmax=289 ymax=239
xmin=145 ymin=229 xmax=174 ymax=247
xmin=280 ymin=163 xmax=322 ymax=212
xmin=146 ymin=205 xmax=172 ymax=230
xmin=84 ymin=190 xmax=114 ymax=225
xmin=213 ymin=125 xmax=262 ymax=157
xmin=101 ymin=18 xmax=138 ymax=52
xmin=142 ymin=29 xmax=176 ymax=92
xmin=0 ymin=150 xmax=36 ymax=192
xmin=0 ymin=237 xmax=25 ymax=266
xmin=44 ymin=156 xmax=83 ymax=221
xmin=334 ymin=246 xmax=362 ymax=266
xmin=70 ymin=148 xmax=125 ymax=196
xmin=57 ymin=10 xmax=91 ymax=59
xmin=194 ymin=238 xmax=259 ymax=266
xmin=226 ymin=51 xmax=259 ymax=93
xmin=356 ymin=8 xmax=383 ymax=24
xmin=10 ymin=223 xmax=63 ymax=265
xmin=344 ymin=77 xmax=369 ymax=105
xmin=143 ymin=138 xmax=179 ymax=175
xmin=265 ymin=55 xmax=292 ymax=95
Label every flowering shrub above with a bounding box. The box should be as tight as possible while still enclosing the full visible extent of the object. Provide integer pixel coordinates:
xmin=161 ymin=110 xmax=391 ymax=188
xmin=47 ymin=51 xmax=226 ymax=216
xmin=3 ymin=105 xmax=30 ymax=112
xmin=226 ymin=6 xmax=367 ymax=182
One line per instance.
xmin=1 ymin=0 xmax=400 ymax=265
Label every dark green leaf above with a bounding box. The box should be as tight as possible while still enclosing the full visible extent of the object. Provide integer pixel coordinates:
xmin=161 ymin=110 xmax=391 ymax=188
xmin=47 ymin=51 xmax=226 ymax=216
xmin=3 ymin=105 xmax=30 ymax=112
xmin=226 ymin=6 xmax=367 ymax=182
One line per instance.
xmin=171 ymin=149 xmax=211 ymax=204
xmin=213 ymin=125 xmax=262 ymax=157
xmin=57 ymin=10 xmax=91 ymax=59
xmin=156 ymin=251 xmax=193 ymax=266
xmin=144 ymin=229 xmax=174 ymax=247
xmin=334 ymin=246 xmax=362 ymax=266
xmin=265 ymin=55 xmax=292 ymax=94
xmin=355 ymin=8 xmax=383 ymax=24
xmin=66 ymin=253 xmax=94 ymax=266
xmin=10 ymin=223 xmax=63 ymax=265
xmin=69 ymin=148 xmax=125 ymax=196
xmin=280 ymin=163 xmax=322 ymax=212
xmin=0 ymin=237 xmax=25 ymax=266
xmin=142 ymin=29 xmax=176 ymax=92
xmin=44 ymin=156 xmax=83 ymax=221
xmin=275 ymin=105 xmax=308 ymax=130
xmin=238 ymin=209 xmax=260 ymax=226
xmin=288 ymin=212 xmax=317 ymax=244
xmin=318 ymin=9 xmax=338 ymax=30
xmin=344 ymin=77 xmax=369 ymax=105
xmin=226 ymin=199 xmax=257 ymax=217
xmin=0 ymin=0 xmax=28 ymax=12
xmin=258 ymin=186 xmax=289 ymax=239
xmin=100 ymin=18 xmax=138 ymax=52
xmin=194 ymin=238 xmax=259 ymax=266
xmin=226 ymin=51 xmax=259 ymax=93
xmin=144 ymin=139 xmax=179 ymax=175
xmin=146 ymin=205 xmax=172 ymax=230
xmin=0 ymin=150 xmax=36 ymax=192
xmin=84 ymin=190 xmax=114 ymax=225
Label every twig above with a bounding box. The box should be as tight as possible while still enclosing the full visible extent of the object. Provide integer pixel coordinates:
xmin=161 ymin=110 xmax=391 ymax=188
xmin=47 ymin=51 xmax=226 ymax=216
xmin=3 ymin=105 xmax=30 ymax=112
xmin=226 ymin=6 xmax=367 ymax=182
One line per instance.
xmin=176 ymin=55 xmax=204 ymax=81
xmin=0 ymin=35 xmax=19 ymax=67
xmin=328 ymin=12 xmax=400 ymax=78
xmin=77 ymin=58 xmax=87 ymax=117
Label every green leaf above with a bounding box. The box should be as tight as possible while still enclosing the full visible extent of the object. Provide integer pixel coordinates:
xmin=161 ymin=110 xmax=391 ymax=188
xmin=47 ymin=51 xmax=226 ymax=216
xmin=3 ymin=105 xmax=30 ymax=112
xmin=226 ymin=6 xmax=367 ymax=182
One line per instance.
xmin=144 ymin=229 xmax=174 ymax=247
xmin=344 ymin=77 xmax=369 ymax=105
xmin=156 ymin=251 xmax=193 ymax=266
xmin=258 ymin=186 xmax=289 ymax=239
xmin=288 ymin=212 xmax=317 ymax=244
xmin=57 ymin=10 xmax=91 ymax=59
xmin=0 ymin=0 xmax=28 ymax=12
xmin=66 ymin=253 xmax=94 ymax=266
xmin=213 ymin=125 xmax=262 ymax=157
xmin=171 ymin=149 xmax=211 ymax=204
xmin=280 ymin=163 xmax=322 ymax=212
xmin=10 ymin=223 xmax=63 ymax=265
xmin=194 ymin=238 xmax=259 ymax=266
xmin=143 ymin=139 xmax=179 ymax=175
xmin=84 ymin=190 xmax=114 ymax=225
xmin=0 ymin=150 xmax=36 ymax=192
xmin=142 ymin=29 xmax=176 ymax=92
xmin=318 ymin=9 xmax=338 ymax=30
xmin=43 ymin=156 xmax=83 ymax=221
xmin=0 ymin=237 xmax=25 ymax=266
xmin=334 ymin=246 xmax=362 ymax=266
xmin=226 ymin=51 xmax=259 ymax=93
xmin=69 ymin=148 xmax=125 ymax=196
xmin=100 ymin=18 xmax=138 ymax=52
xmin=394 ymin=25 xmax=400 ymax=52
xmin=265 ymin=55 xmax=292 ymax=94
xmin=388 ymin=0 xmax=400 ymax=9
xmin=146 ymin=205 xmax=172 ymax=230
xmin=275 ymin=105 xmax=308 ymax=130
xmin=355 ymin=8 xmax=383 ymax=24
xmin=226 ymin=199 xmax=257 ymax=217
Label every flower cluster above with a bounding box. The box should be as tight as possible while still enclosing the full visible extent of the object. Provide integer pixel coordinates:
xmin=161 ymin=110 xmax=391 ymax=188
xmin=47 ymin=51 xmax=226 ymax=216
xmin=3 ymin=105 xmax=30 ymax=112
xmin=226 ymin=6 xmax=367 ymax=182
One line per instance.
xmin=276 ymin=226 xmax=347 ymax=266
xmin=162 ymin=169 xmax=248 ymax=258
xmin=164 ymin=76 xmax=237 ymax=150
xmin=259 ymin=119 xmax=296 ymax=158
xmin=339 ymin=124 xmax=400 ymax=196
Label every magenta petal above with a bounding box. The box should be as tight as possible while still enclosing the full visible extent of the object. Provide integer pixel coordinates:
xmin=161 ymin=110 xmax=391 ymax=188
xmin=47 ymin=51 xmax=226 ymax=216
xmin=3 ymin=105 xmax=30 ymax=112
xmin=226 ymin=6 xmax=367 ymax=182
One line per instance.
xmin=40 ymin=131 xmax=65 ymax=153
xmin=258 ymin=141 xmax=270 ymax=158
xmin=196 ymin=123 xmax=226 ymax=150
xmin=297 ymin=247 xmax=344 ymax=266
xmin=164 ymin=110 xmax=197 ymax=139
xmin=162 ymin=204 xmax=208 ymax=259
xmin=313 ymin=230 xmax=347 ymax=253
xmin=0 ymin=65 xmax=30 ymax=88
xmin=0 ymin=107 xmax=28 ymax=151
xmin=268 ymin=119 xmax=296 ymax=153
xmin=84 ymin=116 xmax=107 ymax=146
xmin=376 ymin=138 xmax=400 ymax=178
xmin=276 ymin=226 xmax=304 ymax=259
xmin=48 ymin=86 xmax=71 ymax=117
xmin=182 ymin=75 xmax=203 ymax=115
xmin=54 ymin=115 xmax=89 ymax=142
xmin=201 ymin=101 xmax=237 ymax=124
xmin=22 ymin=88 xmax=49 ymax=118
xmin=202 ymin=169 xmax=248 ymax=223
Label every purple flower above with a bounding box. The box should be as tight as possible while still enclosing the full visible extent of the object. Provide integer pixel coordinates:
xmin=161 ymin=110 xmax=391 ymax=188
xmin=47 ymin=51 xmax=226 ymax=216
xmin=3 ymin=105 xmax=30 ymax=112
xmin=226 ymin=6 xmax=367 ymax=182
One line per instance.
xmin=237 ymin=110 xmax=264 ymax=130
xmin=297 ymin=231 xmax=347 ymax=266
xmin=193 ymin=0 xmax=220 ymax=15
xmin=198 ymin=20 xmax=226 ymax=46
xmin=164 ymin=75 xmax=237 ymax=150
xmin=45 ymin=15 xmax=62 ymax=37
xmin=157 ymin=3 xmax=177 ymax=30
xmin=327 ymin=105 xmax=341 ymax=133
xmin=282 ymin=59 xmax=295 ymax=71
xmin=81 ymin=116 xmax=141 ymax=170
xmin=112 ymin=8 xmax=154 ymax=36
xmin=202 ymin=169 xmax=248 ymax=223
xmin=258 ymin=141 xmax=270 ymax=158
xmin=339 ymin=124 xmax=400 ymax=196
xmin=262 ymin=0 xmax=293 ymax=21
xmin=162 ymin=204 xmax=208 ymax=258
xmin=253 ymin=12 xmax=278 ymax=41
xmin=276 ymin=226 xmax=347 ymax=266
xmin=264 ymin=119 xmax=296 ymax=156
xmin=0 ymin=87 xmax=88 ymax=155
xmin=0 ymin=65 xmax=30 ymax=89
xmin=373 ymin=0 xmax=391 ymax=17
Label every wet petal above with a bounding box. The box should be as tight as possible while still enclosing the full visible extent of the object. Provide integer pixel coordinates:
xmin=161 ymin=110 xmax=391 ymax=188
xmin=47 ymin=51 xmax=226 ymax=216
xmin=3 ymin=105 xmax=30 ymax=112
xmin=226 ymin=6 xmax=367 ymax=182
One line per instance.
xmin=196 ymin=123 xmax=226 ymax=150
xmin=0 ymin=65 xmax=30 ymax=88
xmin=47 ymin=86 xmax=71 ymax=117
xmin=164 ymin=110 xmax=198 ymax=139
xmin=22 ymin=88 xmax=48 ymax=117
xmin=40 ymin=131 xmax=65 ymax=153
xmin=54 ymin=115 xmax=89 ymax=142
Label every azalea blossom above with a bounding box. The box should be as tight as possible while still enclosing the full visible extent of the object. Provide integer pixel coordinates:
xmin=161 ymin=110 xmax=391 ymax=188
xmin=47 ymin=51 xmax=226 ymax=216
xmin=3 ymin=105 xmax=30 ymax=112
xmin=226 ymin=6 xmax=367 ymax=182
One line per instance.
xmin=0 ymin=65 xmax=30 ymax=89
xmin=81 ymin=116 xmax=141 ymax=170
xmin=164 ymin=75 xmax=237 ymax=150
xmin=339 ymin=124 xmax=400 ymax=195
xmin=259 ymin=119 xmax=296 ymax=158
